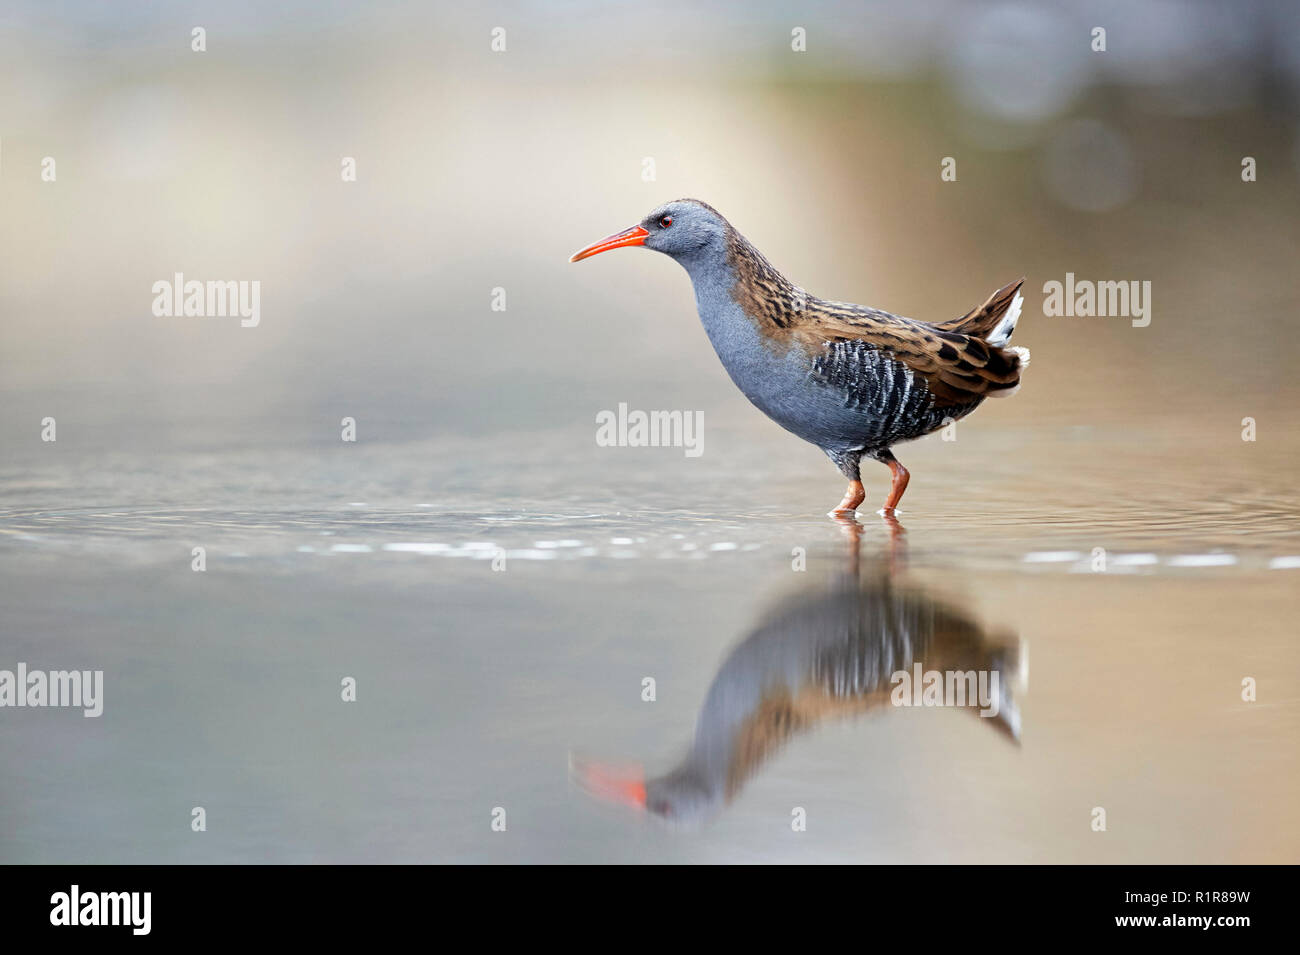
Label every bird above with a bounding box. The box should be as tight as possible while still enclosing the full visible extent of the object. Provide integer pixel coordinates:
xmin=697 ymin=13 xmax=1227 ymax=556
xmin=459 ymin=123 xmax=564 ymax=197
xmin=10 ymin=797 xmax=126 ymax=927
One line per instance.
xmin=570 ymin=199 xmax=1030 ymax=517
xmin=571 ymin=555 xmax=1023 ymax=828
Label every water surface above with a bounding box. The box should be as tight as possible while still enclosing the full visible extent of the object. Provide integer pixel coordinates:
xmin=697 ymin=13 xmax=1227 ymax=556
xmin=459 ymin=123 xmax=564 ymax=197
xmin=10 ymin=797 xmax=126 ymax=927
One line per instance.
xmin=2 ymin=425 xmax=1296 ymax=863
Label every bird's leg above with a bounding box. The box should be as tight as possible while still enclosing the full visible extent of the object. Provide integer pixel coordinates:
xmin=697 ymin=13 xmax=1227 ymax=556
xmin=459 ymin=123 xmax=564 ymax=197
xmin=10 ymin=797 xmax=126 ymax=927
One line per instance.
xmin=830 ymin=480 xmax=865 ymax=518
xmin=826 ymin=450 xmax=865 ymax=519
xmin=877 ymin=450 xmax=910 ymax=515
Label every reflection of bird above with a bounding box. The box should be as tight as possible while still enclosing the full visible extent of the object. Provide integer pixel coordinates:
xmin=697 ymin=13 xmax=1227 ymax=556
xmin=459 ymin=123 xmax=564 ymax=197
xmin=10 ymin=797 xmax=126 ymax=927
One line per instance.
xmin=573 ymin=559 xmax=1023 ymax=828
xmin=571 ymin=199 xmax=1029 ymax=517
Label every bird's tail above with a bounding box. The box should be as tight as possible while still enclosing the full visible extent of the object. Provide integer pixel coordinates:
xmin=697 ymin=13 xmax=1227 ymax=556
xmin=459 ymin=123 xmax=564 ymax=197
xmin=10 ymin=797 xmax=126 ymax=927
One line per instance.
xmin=930 ymin=277 xmax=1029 ymax=398
xmin=932 ymin=277 xmax=1025 ymax=346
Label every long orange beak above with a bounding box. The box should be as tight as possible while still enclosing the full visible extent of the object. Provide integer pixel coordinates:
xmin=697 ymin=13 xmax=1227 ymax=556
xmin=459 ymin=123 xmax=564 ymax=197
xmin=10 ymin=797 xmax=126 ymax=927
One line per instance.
xmin=569 ymin=225 xmax=649 ymax=262
xmin=570 ymin=756 xmax=647 ymax=809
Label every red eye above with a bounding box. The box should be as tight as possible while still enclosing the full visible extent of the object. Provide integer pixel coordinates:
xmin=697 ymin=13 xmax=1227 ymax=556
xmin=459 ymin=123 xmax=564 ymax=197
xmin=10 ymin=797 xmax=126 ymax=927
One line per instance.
xmin=659 ymin=215 xmax=673 ymax=228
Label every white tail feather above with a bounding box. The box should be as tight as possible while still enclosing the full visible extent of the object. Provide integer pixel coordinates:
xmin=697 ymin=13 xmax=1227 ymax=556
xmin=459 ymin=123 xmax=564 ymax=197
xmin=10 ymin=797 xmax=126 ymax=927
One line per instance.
xmin=985 ymin=291 xmax=1023 ymax=347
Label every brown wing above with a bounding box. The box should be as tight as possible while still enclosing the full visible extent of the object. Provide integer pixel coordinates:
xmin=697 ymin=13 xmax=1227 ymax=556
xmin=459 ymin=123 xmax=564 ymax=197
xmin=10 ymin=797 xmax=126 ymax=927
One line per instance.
xmin=794 ymin=300 xmax=1025 ymax=408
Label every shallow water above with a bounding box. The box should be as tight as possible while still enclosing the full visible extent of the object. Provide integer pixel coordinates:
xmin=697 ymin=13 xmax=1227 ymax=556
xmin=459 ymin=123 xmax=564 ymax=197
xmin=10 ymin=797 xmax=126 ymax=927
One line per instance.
xmin=2 ymin=424 xmax=1297 ymax=863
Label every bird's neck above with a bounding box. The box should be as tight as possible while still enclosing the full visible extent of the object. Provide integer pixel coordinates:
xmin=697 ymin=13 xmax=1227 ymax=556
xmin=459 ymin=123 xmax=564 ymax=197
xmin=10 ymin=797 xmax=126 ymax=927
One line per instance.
xmin=679 ymin=230 xmax=801 ymax=344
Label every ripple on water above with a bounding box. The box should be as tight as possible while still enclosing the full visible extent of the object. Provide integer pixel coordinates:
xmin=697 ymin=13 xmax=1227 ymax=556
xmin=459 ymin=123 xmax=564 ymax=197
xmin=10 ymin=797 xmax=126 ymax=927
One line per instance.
xmin=1 ymin=440 xmax=1298 ymax=580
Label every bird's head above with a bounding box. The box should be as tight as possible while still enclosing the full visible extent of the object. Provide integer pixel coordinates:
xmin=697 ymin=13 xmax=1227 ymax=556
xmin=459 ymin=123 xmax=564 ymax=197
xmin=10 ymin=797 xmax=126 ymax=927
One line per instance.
xmin=570 ymin=755 xmax=722 ymax=830
xmin=569 ymin=199 xmax=728 ymax=266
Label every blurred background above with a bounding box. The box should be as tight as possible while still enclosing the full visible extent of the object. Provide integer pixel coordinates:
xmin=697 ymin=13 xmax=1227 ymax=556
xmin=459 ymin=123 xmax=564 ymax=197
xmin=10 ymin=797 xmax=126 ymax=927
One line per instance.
xmin=2 ymin=0 xmax=1300 ymax=447
xmin=1 ymin=1 xmax=1298 ymax=863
